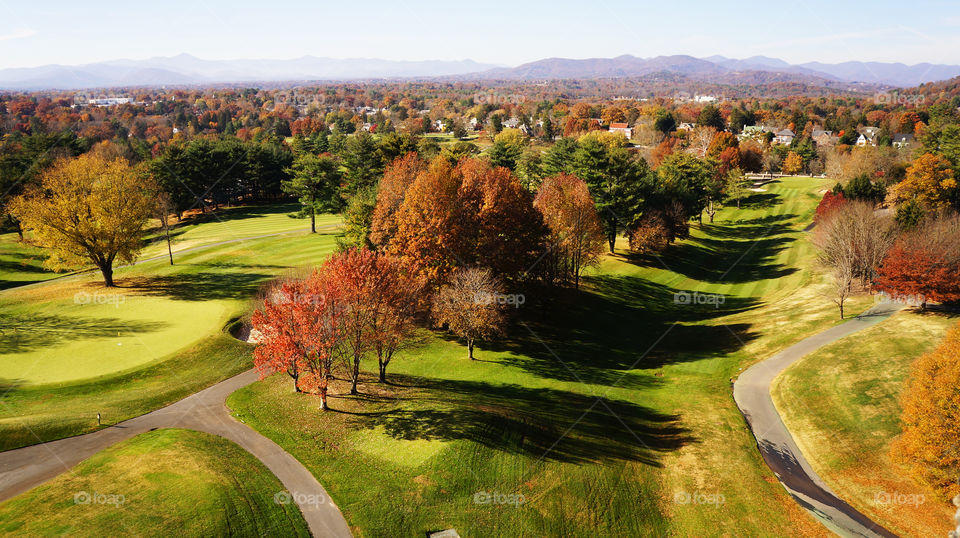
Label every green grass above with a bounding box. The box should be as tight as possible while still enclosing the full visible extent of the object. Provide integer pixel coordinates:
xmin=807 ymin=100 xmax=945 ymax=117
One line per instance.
xmin=0 ymin=232 xmax=63 ymax=290
xmin=772 ymin=310 xmax=958 ymax=536
xmin=0 ymin=428 xmax=310 ymax=537
xmin=228 ymin=177 xmax=867 ymax=536
xmin=0 ymin=210 xmax=341 ymax=450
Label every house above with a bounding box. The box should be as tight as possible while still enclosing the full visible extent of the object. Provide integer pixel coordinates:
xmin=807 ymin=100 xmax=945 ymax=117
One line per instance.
xmin=738 ymin=125 xmax=771 ymax=142
xmin=88 ymin=97 xmax=131 ymax=106
xmin=502 ymin=117 xmax=520 ymax=130
xmin=609 ymin=122 xmax=632 ymax=139
xmin=812 ymin=129 xmax=838 ymax=147
xmin=677 ymin=122 xmax=696 ymax=131
xmin=891 ymin=133 xmax=915 ymax=148
xmin=694 ymin=95 xmax=718 ymax=103
xmin=467 ymin=117 xmax=479 ymax=130
xmin=434 ymin=119 xmax=446 ymax=132
xmin=774 ymin=129 xmax=795 ymax=145
xmin=856 ymin=126 xmax=879 ymax=147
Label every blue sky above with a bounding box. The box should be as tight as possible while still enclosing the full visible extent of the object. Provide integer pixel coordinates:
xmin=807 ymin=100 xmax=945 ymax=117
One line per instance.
xmin=1 ymin=0 xmax=959 ymax=68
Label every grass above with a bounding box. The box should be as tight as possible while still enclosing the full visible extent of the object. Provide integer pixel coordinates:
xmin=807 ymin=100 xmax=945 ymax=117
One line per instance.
xmin=0 ymin=209 xmax=341 ymax=450
xmin=0 ymin=232 xmax=62 ymax=290
xmin=772 ymin=309 xmax=959 ymax=536
xmin=228 ymin=176 xmax=870 ymax=536
xmin=0 ymin=428 xmax=310 ymax=537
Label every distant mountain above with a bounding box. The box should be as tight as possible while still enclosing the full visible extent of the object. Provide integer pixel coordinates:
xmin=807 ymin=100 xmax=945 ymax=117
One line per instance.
xmin=0 ymin=54 xmax=501 ymax=90
xmin=471 ymin=54 xmax=960 ymax=87
xmin=1 ymin=53 xmax=958 ymax=90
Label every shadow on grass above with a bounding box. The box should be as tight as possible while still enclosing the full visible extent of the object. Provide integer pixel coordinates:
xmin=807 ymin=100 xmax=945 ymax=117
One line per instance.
xmin=119 ymin=268 xmax=277 ymax=301
xmin=344 ymin=374 xmax=693 ymax=466
xmin=0 ymin=313 xmax=168 ymax=355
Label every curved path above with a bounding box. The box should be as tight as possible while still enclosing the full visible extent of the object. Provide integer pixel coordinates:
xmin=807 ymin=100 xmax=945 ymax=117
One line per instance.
xmin=734 ymin=303 xmax=902 ymax=538
xmin=0 ymin=368 xmax=352 ymax=537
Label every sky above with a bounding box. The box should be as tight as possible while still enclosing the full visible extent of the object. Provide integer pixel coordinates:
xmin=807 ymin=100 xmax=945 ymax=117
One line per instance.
xmin=2 ymin=0 xmax=960 ymax=68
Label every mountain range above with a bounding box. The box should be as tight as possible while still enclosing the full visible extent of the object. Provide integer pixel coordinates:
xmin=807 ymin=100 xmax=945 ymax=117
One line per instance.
xmin=0 ymin=53 xmax=957 ymax=90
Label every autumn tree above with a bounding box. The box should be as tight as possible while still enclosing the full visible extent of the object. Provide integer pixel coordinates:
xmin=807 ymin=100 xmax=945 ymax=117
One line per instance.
xmin=814 ymin=190 xmax=846 ymax=224
xmin=10 ymin=154 xmax=155 ymax=286
xmin=724 ymin=168 xmax=748 ymax=209
xmin=432 ymin=267 xmax=506 ymax=360
xmin=252 ymin=274 xmax=342 ymax=410
xmin=893 ymin=153 xmax=959 ymax=210
xmin=534 ymin=173 xmax=606 ymax=288
xmin=369 ymin=152 xmax=427 ymax=247
xmin=782 ymin=151 xmax=804 ymax=175
xmin=283 ymin=153 xmax=342 ymax=233
xmin=892 ymin=322 xmax=960 ymax=499
xmin=873 ymin=214 xmax=960 ymax=308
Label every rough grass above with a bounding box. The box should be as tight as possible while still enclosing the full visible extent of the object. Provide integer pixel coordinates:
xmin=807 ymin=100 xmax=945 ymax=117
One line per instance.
xmin=229 ymin=177 xmax=859 ymax=536
xmin=772 ymin=310 xmax=959 ymax=536
xmin=0 ymin=429 xmax=310 ymax=537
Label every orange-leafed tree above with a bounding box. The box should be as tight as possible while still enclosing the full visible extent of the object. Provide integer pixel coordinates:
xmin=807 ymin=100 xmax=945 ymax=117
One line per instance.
xmin=370 ymin=152 xmax=427 ymax=247
xmin=369 ymin=255 xmax=427 ymax=382
xmin=534 ymin=173 xmax=605 ymax=288
xmin=432 ymin=267 xmax=506 ymax=360
xmin=814 ymin=190 xmax=846 ymax=224
xmin=892 ymin=322 xmax=960 ymax=499
xmin=251 ymin=274 xmax=342 ymax=410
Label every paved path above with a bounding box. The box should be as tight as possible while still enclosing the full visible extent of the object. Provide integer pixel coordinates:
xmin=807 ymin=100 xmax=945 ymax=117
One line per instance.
xmin=734 ymin=303 xmax=903 ymax=537
xmin=0 ymin=369 xmax=352 ymax=537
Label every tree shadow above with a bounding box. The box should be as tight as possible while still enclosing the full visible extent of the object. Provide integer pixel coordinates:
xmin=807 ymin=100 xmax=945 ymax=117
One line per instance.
xmin=738 ymin=191 xmax=781 ymax=210
xmin=0 ymin=313 xmax=168 ymax=355
xmin=119 ymin=269 xmax=275 ymax=301
xmin=349 ymin=375 xmax=694 ymax=466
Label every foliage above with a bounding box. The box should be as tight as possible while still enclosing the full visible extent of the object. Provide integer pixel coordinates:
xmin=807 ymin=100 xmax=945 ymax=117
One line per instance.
xmin=892 ymin=322 xmax=960 ymax=499
xmin=431 ymin=267 xmax=506 ymax=360
xmin=534 ymin=173 xmax=606 ymax=288
xmin=873 ymin=214 xmax=960 ymax=306
xmin=282 ymin=153 xmax=342 ymax=232
xmin=10 ymin=154 xmax=156 ymax=286
xmin=339 ymin=185 xmax=378 ymax=250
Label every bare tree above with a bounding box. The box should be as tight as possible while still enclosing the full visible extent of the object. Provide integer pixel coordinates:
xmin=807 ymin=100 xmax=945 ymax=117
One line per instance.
xmin=432 ymin=267 xmax=506 ymax=360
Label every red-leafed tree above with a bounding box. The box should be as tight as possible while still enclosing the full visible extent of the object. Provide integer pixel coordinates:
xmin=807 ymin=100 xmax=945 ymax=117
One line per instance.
xmin=873 ymin=216 xmax=960 ymax=308
xmin=251 ymin=274 xmax=342 ymax=410
xmin=814 ymin=190 xmax=846 ymax=224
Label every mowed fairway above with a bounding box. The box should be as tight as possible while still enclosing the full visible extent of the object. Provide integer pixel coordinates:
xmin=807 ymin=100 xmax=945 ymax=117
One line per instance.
xmin=228 ymin=177 xmax=874 ymax=536
xmin=0 ymin=208 xmax=341 ymax=450
xmin=0 ymin=429 xmax=310 ymax=537
xmin=773 ymin=310 xmax=958 ymax=536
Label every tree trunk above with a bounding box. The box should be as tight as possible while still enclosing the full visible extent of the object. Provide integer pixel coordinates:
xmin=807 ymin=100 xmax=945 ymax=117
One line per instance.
xmin=292 ymin=374 xmax=302 ymax=393
xmin=319 ymin=388 xmax=328 ymax=411
xmin=99 ymin=263 xmax=115 ymax=287
xmin=165 ymin=225 xmax=174 ymax=265
xmin=378 ymin=358 xmax=387 ymax=383
xmin=607 ymin=236 xmax=615 ymax=253
xmin=468 ymin=339 xmax=475 ymax=360
xmin=838 ymin=301 xmax=844 ymax=319
xmin=310 ymin=211 xmax=316 ymax=233
xmin=350 ymin=359 xmax=359 ymax=394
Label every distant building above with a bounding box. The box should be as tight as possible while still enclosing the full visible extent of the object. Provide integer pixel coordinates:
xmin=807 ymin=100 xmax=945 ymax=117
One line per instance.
xmin=856 ymin=126 xmax=880 ymax=147
xmin=88 ymin=97 xmax=131 ymax=106
xmin=891 ymin=133 xmax=915 ymax=148
xmin=694 ymin=95 xmax=718 ymax=103
xmin=677 ymin=122 xmax=696 ymax=131
xmin=502 ymin=117 xmax=520 ymax=130
xmin=812 ymin=129 xmax=838 ymax=147
xmin=774 ymin=129 xmax=795 ymax=145
xmin=609 ymin=122 xmax=632 ymax=138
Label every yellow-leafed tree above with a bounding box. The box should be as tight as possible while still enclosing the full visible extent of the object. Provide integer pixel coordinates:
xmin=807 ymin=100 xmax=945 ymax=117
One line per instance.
xmin=892 ymin=322 xmax=960 ymax=499
xmin=11 ymin=153 xmax=156 ymax=287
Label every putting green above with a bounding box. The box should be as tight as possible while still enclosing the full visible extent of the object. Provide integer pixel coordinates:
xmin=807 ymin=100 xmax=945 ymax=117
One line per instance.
xmin=0 ymin=292 xmax=226 ymax=385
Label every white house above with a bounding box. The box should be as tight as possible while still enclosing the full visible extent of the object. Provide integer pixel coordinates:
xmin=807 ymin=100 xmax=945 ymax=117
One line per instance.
xmin=856 ymin=126 xmax=880 ymax=147
xmin=891 ymin=133 xmax=915 ymax=148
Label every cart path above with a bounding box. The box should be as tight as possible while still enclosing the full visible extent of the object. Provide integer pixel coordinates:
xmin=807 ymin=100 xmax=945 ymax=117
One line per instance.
xmin=0 ymin=369 xmax=352 ymax=537
xmin=733 ymin=302 xmax=902 ymax=537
